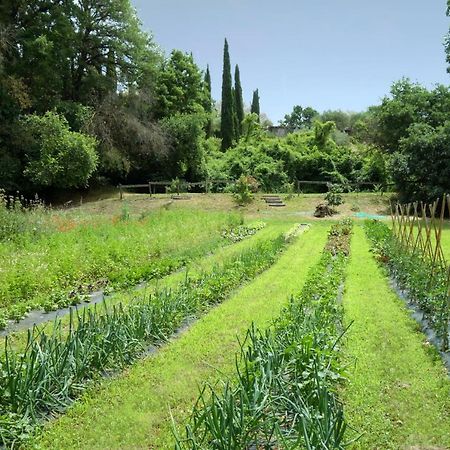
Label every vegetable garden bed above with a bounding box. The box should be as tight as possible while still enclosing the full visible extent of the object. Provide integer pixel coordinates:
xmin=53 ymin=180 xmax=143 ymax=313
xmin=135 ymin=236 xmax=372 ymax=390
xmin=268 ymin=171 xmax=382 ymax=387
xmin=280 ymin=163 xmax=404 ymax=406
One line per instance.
xmin=0 ymin=227 xmax=293 ymax=447
xmin=175 ymin=219 xmax=353 ymax=449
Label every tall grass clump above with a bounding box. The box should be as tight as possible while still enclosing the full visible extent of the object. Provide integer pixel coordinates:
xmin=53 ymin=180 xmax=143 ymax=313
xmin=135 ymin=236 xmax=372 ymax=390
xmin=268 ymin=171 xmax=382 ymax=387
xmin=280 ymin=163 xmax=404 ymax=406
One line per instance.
xmin=0 ymin=233 xmax=289 ymax=447
xmin=364 ymin=220 xmax=450 ymax=351
xmin=175 ymin=219 xmax=354 ymax=450
xmin=0 ymin=209 xmax=243 ymax=325
xmin=0 ymin=190 xmax=49 ymax=243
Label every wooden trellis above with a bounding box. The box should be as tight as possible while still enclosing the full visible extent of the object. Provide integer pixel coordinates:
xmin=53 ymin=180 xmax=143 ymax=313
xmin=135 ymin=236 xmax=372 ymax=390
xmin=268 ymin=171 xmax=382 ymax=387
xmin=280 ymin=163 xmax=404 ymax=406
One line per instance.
xmin=391 ymin=195 xmax=449 ymax=271
xmin=391 ymin=195 xmax=450 ymax=350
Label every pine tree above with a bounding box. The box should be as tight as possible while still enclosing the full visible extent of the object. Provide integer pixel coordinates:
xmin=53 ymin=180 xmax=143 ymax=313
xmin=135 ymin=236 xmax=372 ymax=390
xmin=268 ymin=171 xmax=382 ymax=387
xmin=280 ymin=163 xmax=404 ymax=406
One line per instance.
xmin=251 ymin=89 xmax=260 ymax=122
xmin=204 ymin=65 xmax=213 ymax=138
xmin=234 ymin=65 xmax=244 ymax=137
xmin=220 ymin=39 xmax=235 ymax=150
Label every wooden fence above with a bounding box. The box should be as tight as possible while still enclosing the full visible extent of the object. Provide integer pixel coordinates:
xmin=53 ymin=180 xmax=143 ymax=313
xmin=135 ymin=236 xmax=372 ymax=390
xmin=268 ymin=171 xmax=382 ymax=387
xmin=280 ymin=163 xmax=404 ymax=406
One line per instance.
xmin=117 ymin=180 xmax=229 ymax=200
xmin=117 ymin=179 xmax=394 ymax=199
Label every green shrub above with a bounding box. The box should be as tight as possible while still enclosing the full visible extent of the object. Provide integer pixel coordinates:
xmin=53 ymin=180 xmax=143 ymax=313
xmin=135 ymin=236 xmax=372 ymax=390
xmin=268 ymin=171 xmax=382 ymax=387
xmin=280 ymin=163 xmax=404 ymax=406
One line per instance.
xmin=232 ymin=175 xmax=255 ymax=206
xmin=22 ymin=112 xmax=98 ymax=188
xmin=325 ymin=183 xmax=345 ymax=209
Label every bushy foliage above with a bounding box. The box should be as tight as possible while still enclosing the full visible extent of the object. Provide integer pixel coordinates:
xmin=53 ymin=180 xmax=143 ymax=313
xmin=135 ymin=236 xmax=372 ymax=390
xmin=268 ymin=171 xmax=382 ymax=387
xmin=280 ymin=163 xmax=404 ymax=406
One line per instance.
xmin=23 ymin=112 xmax=98 ymax=188
xmin=369 ymin=79 xmax=450 ymax=201
xmin=372 ymin=79 xmax=450 ymax=153
xmin=392 ymin=122 xmax=450 ymax=201
xmin=324 ymin=184 xmax=344 ymax=208
xmin=88 ymin=92 xmax=167 ymax=180
xmin=206 ymin=120 xmax=390 ymax=192
xmin=154 ymin=50 xmax=206 ymax=119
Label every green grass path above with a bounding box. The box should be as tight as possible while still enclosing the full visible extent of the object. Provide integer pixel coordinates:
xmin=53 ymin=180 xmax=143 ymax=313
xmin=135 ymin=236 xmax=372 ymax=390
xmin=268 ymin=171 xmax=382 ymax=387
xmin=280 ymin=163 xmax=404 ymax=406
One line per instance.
xmin=35 ymin=223 xmax=329 ymax=449
xmin=342 ymin=226 xmax=450 ymax=449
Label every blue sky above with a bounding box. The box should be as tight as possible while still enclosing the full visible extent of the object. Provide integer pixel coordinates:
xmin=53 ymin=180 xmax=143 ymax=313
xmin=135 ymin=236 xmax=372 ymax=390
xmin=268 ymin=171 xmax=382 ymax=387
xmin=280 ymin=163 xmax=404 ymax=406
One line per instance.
xmin=132 ymin=0 xmax=449 ymax=123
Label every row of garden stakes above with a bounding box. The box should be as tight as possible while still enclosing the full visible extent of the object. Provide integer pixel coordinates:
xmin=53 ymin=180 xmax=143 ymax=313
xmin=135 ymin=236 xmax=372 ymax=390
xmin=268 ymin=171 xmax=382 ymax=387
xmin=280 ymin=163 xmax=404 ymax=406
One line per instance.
xmin=391 ymin=194 xmax=450 ymax=351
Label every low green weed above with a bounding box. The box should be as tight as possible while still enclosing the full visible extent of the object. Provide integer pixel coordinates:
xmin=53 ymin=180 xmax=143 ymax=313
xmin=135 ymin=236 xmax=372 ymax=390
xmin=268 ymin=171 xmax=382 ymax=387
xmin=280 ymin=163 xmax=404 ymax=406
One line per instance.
xmin=0 ymin=190 xmax=49 ymax=243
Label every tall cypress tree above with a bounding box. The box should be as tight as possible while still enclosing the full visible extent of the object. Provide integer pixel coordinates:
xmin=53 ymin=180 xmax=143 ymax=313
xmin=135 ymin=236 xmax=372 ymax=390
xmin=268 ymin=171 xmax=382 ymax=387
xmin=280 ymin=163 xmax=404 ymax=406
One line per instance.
xmin=220 ymin=39 xmax=235 ymax=150
xmin=251 ymin=89 xmax=260 ymax=122
xmin=204 ymin=65 xmax=213 ymax=138
xmin=231 ymin=87 xmax=239 ymax=141
xmin=234 ymin=65 xmax=244 ymax=137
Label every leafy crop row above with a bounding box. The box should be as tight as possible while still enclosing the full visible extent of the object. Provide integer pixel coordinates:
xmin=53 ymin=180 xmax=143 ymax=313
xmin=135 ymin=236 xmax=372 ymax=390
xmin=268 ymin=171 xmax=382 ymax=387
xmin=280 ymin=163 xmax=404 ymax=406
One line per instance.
xmin=221 ymin=222 xmax=266 ymax=243
xmin=175 ymin=220 xmax=353 ymax=450
xmin=364 ymin=220 xmax=449 ymax=351
xmin=365 ymin=220 xmax=450 ymax=351
xmin=0 ymin=210 xmax=245 ymax=328
xmin=0 ymin=233 xmax=289 ymax=447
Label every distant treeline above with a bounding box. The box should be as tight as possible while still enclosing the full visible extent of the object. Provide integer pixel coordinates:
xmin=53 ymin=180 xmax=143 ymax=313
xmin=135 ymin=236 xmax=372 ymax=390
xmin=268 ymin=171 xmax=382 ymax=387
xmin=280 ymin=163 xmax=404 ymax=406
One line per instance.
xmin=0 ymin=1 xmax=449 ymax=202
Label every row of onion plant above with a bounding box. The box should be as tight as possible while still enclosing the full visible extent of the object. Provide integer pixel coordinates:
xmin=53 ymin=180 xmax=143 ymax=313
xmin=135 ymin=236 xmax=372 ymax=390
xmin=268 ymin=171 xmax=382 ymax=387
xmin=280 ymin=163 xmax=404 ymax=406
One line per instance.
xmin=364 ymin=220 xmax=449 ymax=351
xmin=0 ymin=230 xmax=288 ymax=447
xmin=174 ymin=219 xmax=354 ymax=450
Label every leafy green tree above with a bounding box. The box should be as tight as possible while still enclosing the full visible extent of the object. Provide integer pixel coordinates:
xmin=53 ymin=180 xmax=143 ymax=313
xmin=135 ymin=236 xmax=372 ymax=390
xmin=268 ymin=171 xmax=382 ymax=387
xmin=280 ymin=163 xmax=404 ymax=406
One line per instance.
xmin=1 ymin=0 xmax=160 ymax=109
xmin=314 ymin=121 xmax=336 ymax=147
xmin=155 ymin=50 xmax=206 ymax=119
xmin=88 ymin=91 xmax=167 ymax=180
xmin=281 ymin=105 xmax=318 ymax=129
xmin=160 ymin=113 xmax=207 ymax=181
xmin=242 ymin=113 xmax=263 ymax=142
xmin=320 ymin=110 xmax=352 ymax=131
xmin=234 ymin=65 xmax=244 ymax=137
xmin=232 ymin=175 xmax=254 ymax=205
xmin=372 ymin=79 xmax=450 ymax=152
xmin=221 ymin=39 xmax=235 ymax=150
xmin=0 ymin=0 xmax=164 ymax=193
xmin=392 ymin=121 xmax=450 ymax=202
xmin=23 ymin=112 xmax=98 ymax=188
xmin=250 ymin=89 xmax=260 ymax=122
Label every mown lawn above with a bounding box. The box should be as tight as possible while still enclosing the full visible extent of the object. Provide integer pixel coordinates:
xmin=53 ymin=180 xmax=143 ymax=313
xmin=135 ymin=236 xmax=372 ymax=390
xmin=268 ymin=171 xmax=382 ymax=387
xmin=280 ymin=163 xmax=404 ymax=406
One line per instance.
xmin=342 ymin=226 xmax=450 ymax=449
xmin=34 ymin=223 xmax=329 ymax=449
